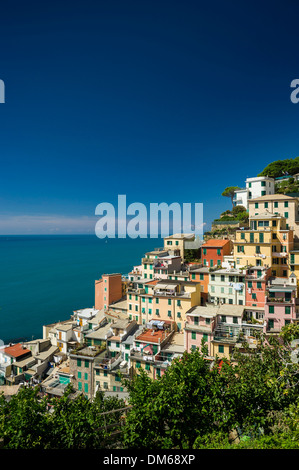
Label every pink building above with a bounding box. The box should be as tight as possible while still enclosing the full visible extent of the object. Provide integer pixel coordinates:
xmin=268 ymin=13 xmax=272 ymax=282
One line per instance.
xmin=245 ymin=266 xmax=271 ymax=308
xmin=95 ymin=273 xmax=123 ymax=311
xmin=264 ymin=274 xmax=298 ymax=333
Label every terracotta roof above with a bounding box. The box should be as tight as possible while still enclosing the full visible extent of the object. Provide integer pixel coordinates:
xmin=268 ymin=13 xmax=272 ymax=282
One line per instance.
xmin=202 ymin=239 xmax=230 ymax=248
xmin=145 ymin=280 xmax=159 ymax=285
xmin=4 ymin=343 xmax=31 ymax=358
xmin=136 ymin=328 xmax=171 ymax=344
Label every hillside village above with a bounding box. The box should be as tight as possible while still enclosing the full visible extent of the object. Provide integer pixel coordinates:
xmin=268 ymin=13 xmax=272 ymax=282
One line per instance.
xmin=1 ymin=172 xmax=299 ymax=401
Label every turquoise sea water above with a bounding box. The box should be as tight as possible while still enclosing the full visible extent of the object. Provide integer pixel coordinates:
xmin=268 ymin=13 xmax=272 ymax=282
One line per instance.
xmin=0 ymin=235 xmax=160 ymax=343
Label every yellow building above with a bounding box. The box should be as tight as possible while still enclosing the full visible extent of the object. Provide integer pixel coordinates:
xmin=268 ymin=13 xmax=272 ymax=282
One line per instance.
xmin=163 ymin=233 xmax=196 ymax=261
xmin=234 ymin=213 xmax=294 ymax=277
xmin=127 ymin=279 xmax=201 ymax=331
xmin=249 ymin=194 xmax=299 ymax=239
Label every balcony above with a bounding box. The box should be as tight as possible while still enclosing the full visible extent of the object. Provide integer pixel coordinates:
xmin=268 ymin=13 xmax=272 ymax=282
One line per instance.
xmin=266 ymin=296 xmax=293 ymax=304
xmin=95 ymin=352 xmax=122 ymax=370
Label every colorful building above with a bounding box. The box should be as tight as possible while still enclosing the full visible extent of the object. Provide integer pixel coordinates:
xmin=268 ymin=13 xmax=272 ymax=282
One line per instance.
xmin=95 ymin=273 xmax=123 ymax=311
xmin=234 ymin=213 xmax=294 ymax=277
xmin=202 ymin=239 xmax=232 ymax=268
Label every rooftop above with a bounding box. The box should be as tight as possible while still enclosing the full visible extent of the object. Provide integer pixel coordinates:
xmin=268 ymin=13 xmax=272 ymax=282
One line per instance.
xmin=136 ymin=328 xmax=172 ymax=345
xmin=164 ymin=233 xmax=195 ymax=240
xmin=202 ymin=239 xmax=230 ymax=248
xmin=249 ymin=194 xmax=296 ymax=202
xmin=3 ymin=343 xmax=31 ymax=358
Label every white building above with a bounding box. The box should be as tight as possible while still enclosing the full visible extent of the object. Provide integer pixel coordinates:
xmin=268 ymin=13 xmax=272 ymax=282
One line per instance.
xmin=234 ymin=176 xmax=275 ymax=210
xmin=208 ymin=268 xmax=246 ymax=306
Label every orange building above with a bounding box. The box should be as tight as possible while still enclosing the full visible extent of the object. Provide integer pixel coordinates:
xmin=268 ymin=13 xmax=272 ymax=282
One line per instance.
xmin=202 ymin=239 xmax=232 ymax=268
xmin=189 ymin=267 xmax=209 ymax=304
xmin=95 ymin=273 xmax=123 ymax=311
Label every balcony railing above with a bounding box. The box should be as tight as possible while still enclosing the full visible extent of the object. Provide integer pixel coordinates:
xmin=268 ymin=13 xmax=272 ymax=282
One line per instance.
xmin=266 ymin=297 xmax=293 ymax=304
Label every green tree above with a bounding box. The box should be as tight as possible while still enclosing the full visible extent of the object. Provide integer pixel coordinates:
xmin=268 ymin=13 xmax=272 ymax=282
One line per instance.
xmin=221 ymin=186 xmax=240 ymax=209
xmin=122 ymin=347 xmax=228 ymax=449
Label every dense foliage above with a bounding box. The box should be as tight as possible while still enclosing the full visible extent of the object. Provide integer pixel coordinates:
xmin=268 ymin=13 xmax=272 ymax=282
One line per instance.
xmin=0 ymin=325 xmax=298 ymax=449
xmin=0 ymin=386 xmax=125 ymax=449
xmin=258 ymin=156 xmax=299 ymax=178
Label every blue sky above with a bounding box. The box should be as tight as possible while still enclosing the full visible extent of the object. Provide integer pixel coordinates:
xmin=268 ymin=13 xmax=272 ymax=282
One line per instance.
xmin=1 ymin=0 xmax=299 ymax=234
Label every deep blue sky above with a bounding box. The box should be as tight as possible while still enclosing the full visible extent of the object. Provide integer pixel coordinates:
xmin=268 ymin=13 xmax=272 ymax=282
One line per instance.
xmin=1 ymin=0 xmax=299 ymax=234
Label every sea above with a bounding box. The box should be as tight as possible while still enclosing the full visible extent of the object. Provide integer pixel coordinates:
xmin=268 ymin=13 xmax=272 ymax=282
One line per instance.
xmin=0 ymin=235 xmax=160 ymax=344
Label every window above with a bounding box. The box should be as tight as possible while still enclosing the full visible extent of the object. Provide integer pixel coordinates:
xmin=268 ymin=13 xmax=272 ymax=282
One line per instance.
xmin=284 ymin=201 xmax=288 ymax=208
xmin=200 ymin=274 xmax=204 ymax=281
xmin=135 ymin=305 xmax=138 ymax=311
xmin=248 ymin=281 xmax=252 ymax=288
xmin=96 ymin=369 xmax=100 ymax=376
xmin=241 ymin=232 xmax=245 ymax=240
xmin=211 ymin=274 xmax=215 ymax=281
xmin=203 ymin=248 xmax=207 ymax=255
xmin=219 ymin=345 xmax=224 ymax=353
xmin=168 ymin=298 xmax=171 ymax=305
xmin=156 ymin=309 xmax=160 ymax=315
xmin=252 ymin=293 xmax=257 ymax=300
xmin=217 ymin=249 xmax=221 ymax=255
xmin=203 ymin=334 xmax=208 ymax=343
xmin=274 ymin=202 xmax=278 ymax=208
xmin=233 ymin=317 xmax=238 ymax=324
xmin=145 ymin=363 xmax=150 ymax=371
xmin=177 ymin=300 xmax=181 ymax=306
xmin=78 ymin=381 xmax=82 ymax=391
xmin=269 ymin=305 xmax=274 ymax=314
xmin=264 ymin=202 xmax=268 ymax=208
xmin=194 ymin=316 xmax=199 ymax=325
xmin=285 ymin=306 xmax=291 ymax=315
xmin=191 ymin=332 xmax=196 ymax=340
xmin=221 ymin=315 xmax=226 ymax=323
xmin=257 ymin=282 xmax=262 ymax=289
xmin=229 ymin=299 xmax=233 ymax=304
xmin=261 ymin=191 xmax=266 ymax=196
xmin=259 ymin=233 xmax=264 ymax=243
xmin=156 ymin=368 xmax=161 ymax=377
xmin=261 ymin=181 xmax=266 ymax=186
xmin=84 ymin=360 xmax=89 ymax=368
xmin=84 ymin=372 xmax=88 ymax=380
xmin=221 ymin=275 xmax=225 ymax=282
xmin=285 ymin=212 xmax=288 ymax=218
xmin=168 ymin=311 xmax=172 ymax=317
xmin=255 ymin=203 xmax=259 ymax=208
xmin=78 ymin=372 xmax=81 ymax=379
xmin=77 ymin=359 xmax=81 ymax=367
xmin=136 ymin=361 xmax=141 ymax=369
xmin=205 ymin=318 xmax=210 ymax=324
xmin=156 ymin=298 xmax=159 ymax=304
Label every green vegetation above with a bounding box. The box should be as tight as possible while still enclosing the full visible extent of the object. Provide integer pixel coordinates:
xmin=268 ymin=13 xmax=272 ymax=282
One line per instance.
xmin=221 ymin=186 xmax=241 ymax=209
xmin=0 ymin=324 xmax=299 ymax=449
xmin=184 ymin=248 xmax=201 ymax=263
xmin=258 ymin=156 xmax=299 ymax=178
xmin=213 ymin=206 xmax=249 ymax=225
xmin=275 ymin=177 xmax=299 ymax=195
